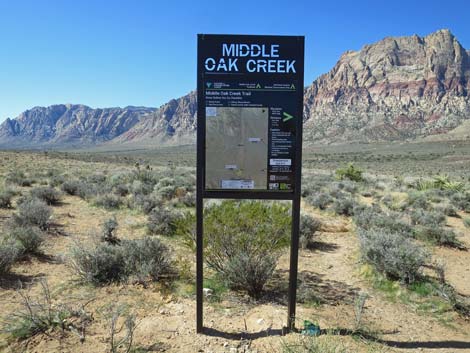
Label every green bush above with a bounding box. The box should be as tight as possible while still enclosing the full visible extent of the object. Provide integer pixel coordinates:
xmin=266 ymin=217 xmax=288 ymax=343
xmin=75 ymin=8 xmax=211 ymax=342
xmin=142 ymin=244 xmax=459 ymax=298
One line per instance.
xmin=203 ymin=200 xmax=290 ymax=297
xmin=30 ymin=186 xmax=61 ymax=205
xmin=0 ymin=238 xmax=20 ymax=275
xmin=147 ymin=207 xmax=182 ymax=236
xmin=299 ymin=213 xmax=321 ymax=249
xmin=358 ymin=229 xmax=428 ymax=284
xmin=335 ymin=163 xmax=363 ymax=182
xmin=13 ymin=198 xmax=52 ymax=230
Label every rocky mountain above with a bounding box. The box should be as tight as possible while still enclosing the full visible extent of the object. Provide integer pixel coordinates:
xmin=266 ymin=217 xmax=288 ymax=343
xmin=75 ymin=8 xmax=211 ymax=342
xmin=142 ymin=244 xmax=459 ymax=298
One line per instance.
xmin=0 ymin=29 xmax=469 ymax=148
xmin=303 ymin=29 xmax=470 ymax=143
xmin=0 ymin=105 xmax=156 ymax=148
xmin=113 ymin=91 xmax=197 ymax=145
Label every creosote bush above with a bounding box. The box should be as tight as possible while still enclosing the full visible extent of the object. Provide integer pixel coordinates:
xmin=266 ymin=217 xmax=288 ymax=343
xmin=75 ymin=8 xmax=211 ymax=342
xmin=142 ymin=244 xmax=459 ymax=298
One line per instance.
xmin=202 ymin=200 xmax=291 ymax=298
xmin=13 ymin=198 xmax=52 ymax=230
xmin=358 ymin=229 xmax=428 ymax=284
xmin=335 ymin=163 xmax=363 ymax=182
xmin=30 ymin=186 xmax=61 ymax=205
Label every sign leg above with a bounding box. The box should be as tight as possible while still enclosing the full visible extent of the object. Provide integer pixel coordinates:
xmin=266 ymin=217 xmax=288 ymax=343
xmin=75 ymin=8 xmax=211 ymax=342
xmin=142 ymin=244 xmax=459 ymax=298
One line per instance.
xmin=287 ymin=195 xmax=301 ymax=332
xmin=196 ymin=186 xmax=204 ymax=333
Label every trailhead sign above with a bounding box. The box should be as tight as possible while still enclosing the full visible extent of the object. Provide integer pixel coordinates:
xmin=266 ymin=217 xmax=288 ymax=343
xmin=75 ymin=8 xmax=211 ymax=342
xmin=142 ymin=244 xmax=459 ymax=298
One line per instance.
xmin=198 ymin=34 xmax=304 ymax=194
xmin=196 ymin=34 xmax=305 ymax=334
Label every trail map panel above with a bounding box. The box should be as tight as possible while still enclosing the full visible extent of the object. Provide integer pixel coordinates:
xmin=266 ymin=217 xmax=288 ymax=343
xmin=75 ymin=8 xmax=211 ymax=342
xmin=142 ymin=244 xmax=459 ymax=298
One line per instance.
xmin=198 ymin=34 xmax=304 ymax=193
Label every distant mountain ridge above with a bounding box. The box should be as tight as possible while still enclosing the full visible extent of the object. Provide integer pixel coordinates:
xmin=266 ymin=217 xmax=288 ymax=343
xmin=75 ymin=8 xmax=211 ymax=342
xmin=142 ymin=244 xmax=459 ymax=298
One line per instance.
xmin=0 ymin=29 xmax=469 ymax=149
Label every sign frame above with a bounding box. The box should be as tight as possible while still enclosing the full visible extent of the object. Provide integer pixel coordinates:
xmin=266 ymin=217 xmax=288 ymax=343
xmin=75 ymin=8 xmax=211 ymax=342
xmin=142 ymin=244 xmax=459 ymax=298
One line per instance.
xmin=196 ymin=33 xmax=304 ymax=333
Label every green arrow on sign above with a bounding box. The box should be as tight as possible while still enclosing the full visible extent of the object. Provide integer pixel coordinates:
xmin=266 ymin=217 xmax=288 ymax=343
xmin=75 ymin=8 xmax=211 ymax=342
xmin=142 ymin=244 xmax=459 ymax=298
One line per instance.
xmin=282 ymin=112 xmax=294 ymax=122
xmin=256 ymin=83 xmax=261 ymax=89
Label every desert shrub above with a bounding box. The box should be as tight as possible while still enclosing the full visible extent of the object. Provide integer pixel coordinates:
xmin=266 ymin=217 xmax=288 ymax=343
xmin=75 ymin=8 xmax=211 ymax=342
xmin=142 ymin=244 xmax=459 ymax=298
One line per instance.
xmin=335 ymin=163 xmax=363 ymax=182
xmin=13 ymin=198 xmax=52 ymax=230
xmin=299 ymin=213 xmax=321 ymax=249
xmin=450 ymin=192 xmax=470 ymax=212
xmin=130 ymin=180 xmax=154 ymax=196
xmin=410 ymin=209 xmax=446 ymax=227
xmin=223 ymin=252 xmax=277 ymax=298
xmin=203 ymin=200 xmax=290 ymax=297
xmin=95 ymin=194 xmax=123 ymax=210
xmin=113 ymin=183 xmax=129 ymax=197
xmin=464 ymin=218 xmax=470 ymax=228
xmin=179 ymin=192 xmax=195 ymax=207
xmin=332 ymin=196 xmax=356 ymax=216
xmin=415 ymin=226 xmax=462 ymax=248
xmin=0 ymin=189 xmax=15 ymax=208
xmin=358 ymin=229 xmax=428 ymax=283
xmin=122 ymin=237 xmax=174 ymax=282
xmin=70 ymin=237 xmax=173 ymax=284
xmin=48 ymin=174 xmax=66 ymax=187
xmin=61 ymin=180 xmax=94 ymax=199
xmin=70 ymin=242 xmax=126 ymax=284
xmin=147 ymin=207 xmax=182 ymax=236
xmin=0 ymin=238 xmax=20 ymax=275
xmin=307 ymin=192 xmax=333 ymax=210
xmin=155 ymin=185 xmax=177 ymax=200
xmin=434 ymin=204 xmax=459 ymax=217
xmin=354 ymin=206 xmax=413 ymax=237
xmin=130 ymin=194 xmax=163 ymax=214
xmin=101 ymin=217 xmax=120 ymax=245
xmin=30 ymin=186 xmax=61 ymax=205
xmin=5 ymin=170 xmax=33 ymax=187
xmin=405 ymin=191 xmax=431 ymax=210
xmin=7 ymin=226 xmax=44 ymax=255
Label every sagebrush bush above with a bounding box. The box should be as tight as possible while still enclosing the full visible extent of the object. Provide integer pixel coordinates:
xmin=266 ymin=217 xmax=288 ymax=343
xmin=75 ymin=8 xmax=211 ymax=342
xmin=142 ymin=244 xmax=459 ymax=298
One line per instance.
xmin=354 ymin=206 xmax=413 ymax=238
xmin=147 ymin=207 xmax=182 ymax=236
xmin=30 ymin=186 xmax=61 ymax=205
xmin=13 ymin=198 xmax=52 ymax=230
xmin=464 ymin=218 xmax=470 ymax=228
xmin=0 ymin=238 xmax=20 ymax=275
xmin=70 ymin=237 xmax=174 ymax=284
xmin=358 ymin=229 xmax=428 ymax=283
xmin=101 ymin=217 xmax=119 ymax=245
xmin=223 ymin=252 xmax=277 ymax=299
xmin=332 ymin=196 xmax=356 ymax=216
xmin=95 ymin=194 xmax=123 ymax=210
xmin=450 ymin=192 xmax=470 ymax=213
xmin=307 ymin=192 xmax=332 ymax=210
xmin=130 ymin=194 xmax=163 ymax=214
xmin=202 ymin=201 xmax=290 ymax=297
xmin=299 ymin=213 xmax=321 ymax=249
xmin=415 ymin=226 xmax=462 ymax=248
xmin=0 ymin=189 xmax=15 ymax=208
xmin=7 ymin=226 xmax=44 ymax=255
xmin=61 ymin=180 xmax=86 ymax=196
xmin=122 ymin=237 xmax=174 ymax=282
xmin=70 ymin=242 xmax=126 ymax=284
xmin=410 ymin=209 xmax=446 ymax=227
xmin=405 ymin=192 xmax=431 ymax=210
xmin=5 ymin=170 xmax=33 ymax=187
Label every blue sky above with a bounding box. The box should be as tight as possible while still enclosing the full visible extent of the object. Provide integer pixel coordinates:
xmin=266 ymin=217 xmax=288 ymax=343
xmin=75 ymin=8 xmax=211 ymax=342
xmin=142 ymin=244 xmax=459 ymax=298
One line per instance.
xmin=0 ymin=0 xmax=469 ymax=122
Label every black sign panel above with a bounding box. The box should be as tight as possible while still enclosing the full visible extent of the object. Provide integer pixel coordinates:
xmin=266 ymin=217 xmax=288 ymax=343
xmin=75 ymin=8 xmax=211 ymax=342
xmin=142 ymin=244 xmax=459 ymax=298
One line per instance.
xmin=197 ymin=34 xmax=304 ymax=197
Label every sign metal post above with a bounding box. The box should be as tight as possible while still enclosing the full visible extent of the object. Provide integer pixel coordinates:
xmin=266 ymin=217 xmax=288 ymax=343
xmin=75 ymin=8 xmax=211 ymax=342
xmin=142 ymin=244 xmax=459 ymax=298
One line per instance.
xmin=196 ymin=34 xmax=304 ymax=334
